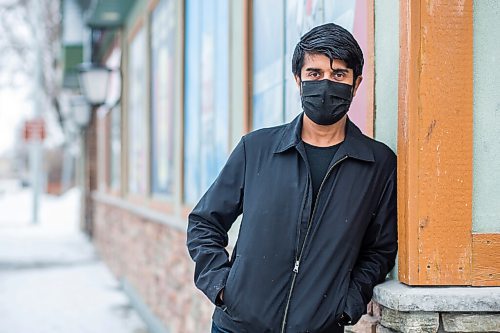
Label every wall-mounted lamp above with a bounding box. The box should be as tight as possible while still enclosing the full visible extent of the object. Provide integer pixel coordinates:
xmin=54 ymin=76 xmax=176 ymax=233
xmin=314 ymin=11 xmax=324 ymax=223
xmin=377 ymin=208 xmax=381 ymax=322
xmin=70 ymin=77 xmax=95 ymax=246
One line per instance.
xmin=69 ymin=95 xmax=92 ymax=130
xmin=77 ymin=63 xmax=112 ymax=108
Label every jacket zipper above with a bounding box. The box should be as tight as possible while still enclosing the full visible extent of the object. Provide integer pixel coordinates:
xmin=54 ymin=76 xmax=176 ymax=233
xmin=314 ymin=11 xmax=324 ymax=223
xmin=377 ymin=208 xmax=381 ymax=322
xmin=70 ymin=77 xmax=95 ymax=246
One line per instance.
xmin=280 ymin=155 xmax=348 ymax=333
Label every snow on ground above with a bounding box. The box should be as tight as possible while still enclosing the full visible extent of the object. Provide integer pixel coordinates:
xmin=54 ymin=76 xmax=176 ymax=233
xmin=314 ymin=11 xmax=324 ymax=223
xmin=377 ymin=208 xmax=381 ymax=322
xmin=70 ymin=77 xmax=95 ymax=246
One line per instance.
xmin=0 ymin=184 xmax=149 ymax=333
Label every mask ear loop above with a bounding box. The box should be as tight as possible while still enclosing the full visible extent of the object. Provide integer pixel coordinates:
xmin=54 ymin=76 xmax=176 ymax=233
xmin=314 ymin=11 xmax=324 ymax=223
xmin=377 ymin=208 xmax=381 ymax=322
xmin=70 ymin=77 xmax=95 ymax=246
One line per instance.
xmin=350 ymin=75 xmax=357 ymax=99
xmin=299 ymin=77 xmax=306 ymax=112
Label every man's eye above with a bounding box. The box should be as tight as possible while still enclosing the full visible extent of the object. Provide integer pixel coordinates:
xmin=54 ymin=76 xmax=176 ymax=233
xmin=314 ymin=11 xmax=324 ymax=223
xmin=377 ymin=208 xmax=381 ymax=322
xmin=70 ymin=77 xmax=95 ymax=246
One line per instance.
xmin=308 ymin=72 xmax=319 ymax=77
xmin=334 ymin=72 xmax=345 ymax=79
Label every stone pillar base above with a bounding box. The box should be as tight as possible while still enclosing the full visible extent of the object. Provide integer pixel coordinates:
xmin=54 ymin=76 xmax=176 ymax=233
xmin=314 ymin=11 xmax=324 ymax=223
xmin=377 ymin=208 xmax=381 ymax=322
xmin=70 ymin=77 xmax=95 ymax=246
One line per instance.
xmin=361 ymin=280 xmax=500 ymax=333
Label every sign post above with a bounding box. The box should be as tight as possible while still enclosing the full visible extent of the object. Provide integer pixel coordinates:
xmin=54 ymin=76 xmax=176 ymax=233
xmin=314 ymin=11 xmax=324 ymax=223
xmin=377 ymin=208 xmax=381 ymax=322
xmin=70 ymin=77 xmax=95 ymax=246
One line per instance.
xmin=24 ymin=119 xmax=45 ymax=224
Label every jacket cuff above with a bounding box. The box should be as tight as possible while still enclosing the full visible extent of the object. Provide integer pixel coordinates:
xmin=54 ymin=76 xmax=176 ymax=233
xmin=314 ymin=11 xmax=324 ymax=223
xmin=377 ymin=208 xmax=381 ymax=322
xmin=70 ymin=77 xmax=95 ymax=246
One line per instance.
xmin=343 ymin=284 xmax=366 ymax=325
xmin=205 ymin=268 xmax=231 ymax=305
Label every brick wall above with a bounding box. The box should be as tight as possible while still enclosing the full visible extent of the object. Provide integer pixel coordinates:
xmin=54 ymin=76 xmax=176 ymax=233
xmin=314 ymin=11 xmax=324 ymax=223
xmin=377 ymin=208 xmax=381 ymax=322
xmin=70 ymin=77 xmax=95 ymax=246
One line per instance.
xmin=93 ymin=201 xmax=213 ymax=333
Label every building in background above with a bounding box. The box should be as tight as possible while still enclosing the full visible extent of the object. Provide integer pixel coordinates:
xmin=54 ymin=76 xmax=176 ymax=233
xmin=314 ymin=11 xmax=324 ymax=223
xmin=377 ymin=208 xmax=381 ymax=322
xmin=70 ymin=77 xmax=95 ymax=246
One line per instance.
xmin=60 ymin=1 xmax=500 ymax=332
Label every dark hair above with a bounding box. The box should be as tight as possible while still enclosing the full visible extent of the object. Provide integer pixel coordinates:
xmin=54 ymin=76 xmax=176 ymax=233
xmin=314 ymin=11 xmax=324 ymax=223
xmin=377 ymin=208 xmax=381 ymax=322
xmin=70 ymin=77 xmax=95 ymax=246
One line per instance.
xmin=292 ymin=23 xmax=364 ymax=80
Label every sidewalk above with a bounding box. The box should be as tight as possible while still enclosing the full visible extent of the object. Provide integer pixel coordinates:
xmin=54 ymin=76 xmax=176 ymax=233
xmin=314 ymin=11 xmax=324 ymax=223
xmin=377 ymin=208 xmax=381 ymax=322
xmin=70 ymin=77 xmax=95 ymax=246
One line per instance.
xmin=0 ymin=185 xmax=149 ymax=333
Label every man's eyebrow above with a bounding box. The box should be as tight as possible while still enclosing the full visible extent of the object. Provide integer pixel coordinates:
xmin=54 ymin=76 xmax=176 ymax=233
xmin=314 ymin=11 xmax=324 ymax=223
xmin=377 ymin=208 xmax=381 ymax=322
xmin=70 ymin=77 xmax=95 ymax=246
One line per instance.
xmin=304 ymin=67 xmax=322 ymax=72
xmin=304 ymin=67 xmax=349 ymax=73
xmin=331 ymin=68 xmax=349 ymax=73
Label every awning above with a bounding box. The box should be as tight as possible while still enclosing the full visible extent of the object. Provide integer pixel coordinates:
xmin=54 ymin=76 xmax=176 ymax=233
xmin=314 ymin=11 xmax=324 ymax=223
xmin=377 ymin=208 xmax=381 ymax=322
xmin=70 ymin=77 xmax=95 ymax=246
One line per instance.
xmin=85 ymin=0 xmax=135 ymax=28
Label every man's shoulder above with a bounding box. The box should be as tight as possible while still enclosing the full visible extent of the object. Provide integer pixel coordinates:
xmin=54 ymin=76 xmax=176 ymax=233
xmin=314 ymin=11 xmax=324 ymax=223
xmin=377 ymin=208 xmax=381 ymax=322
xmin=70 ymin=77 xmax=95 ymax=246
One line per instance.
xmin=357 ymin=134 xmax=397 ymax=168
xmin=242 ymin=123 xmax=288 ymax=147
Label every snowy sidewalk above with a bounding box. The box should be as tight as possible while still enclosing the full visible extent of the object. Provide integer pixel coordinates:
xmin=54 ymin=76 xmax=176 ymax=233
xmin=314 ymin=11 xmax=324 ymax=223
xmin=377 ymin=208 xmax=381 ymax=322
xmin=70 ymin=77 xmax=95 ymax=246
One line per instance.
xmin=0 ymin=186 xmax=149 ymax=333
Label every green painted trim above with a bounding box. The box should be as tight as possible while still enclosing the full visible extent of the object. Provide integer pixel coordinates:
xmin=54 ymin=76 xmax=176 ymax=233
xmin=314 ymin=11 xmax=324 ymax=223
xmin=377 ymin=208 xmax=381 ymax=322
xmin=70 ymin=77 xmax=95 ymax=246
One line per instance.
xmin=373 ymin=0 xmax=399 ymax=153
xmin=62 ymin=44 xmax=83 ymax=89
xmin=472 ymin=0 xmax=500 ymax=233
xmin=63 ymin=44 xmax=83 ymax=72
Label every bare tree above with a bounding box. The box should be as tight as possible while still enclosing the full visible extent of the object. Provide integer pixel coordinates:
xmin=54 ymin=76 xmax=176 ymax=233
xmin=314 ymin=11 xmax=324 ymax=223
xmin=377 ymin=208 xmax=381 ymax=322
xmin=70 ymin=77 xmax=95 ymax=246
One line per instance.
xmin=0 ymin=0 xmax=64 ymax=129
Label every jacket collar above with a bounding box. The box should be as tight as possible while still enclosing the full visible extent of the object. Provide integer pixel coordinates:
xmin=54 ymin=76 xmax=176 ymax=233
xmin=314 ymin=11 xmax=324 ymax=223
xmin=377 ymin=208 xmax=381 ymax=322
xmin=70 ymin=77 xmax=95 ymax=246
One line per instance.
xmin=274 ymin=113 xmax=375 ymax=162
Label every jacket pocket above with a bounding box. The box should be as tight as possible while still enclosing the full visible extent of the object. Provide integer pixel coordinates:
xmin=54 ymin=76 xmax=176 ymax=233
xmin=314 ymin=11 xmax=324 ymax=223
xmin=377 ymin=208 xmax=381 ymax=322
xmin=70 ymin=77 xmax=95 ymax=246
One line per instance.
xmin=333 ymin=270 xmax=352 ymax=324
xmin=223 ymin=254 xmax=242 ymax=316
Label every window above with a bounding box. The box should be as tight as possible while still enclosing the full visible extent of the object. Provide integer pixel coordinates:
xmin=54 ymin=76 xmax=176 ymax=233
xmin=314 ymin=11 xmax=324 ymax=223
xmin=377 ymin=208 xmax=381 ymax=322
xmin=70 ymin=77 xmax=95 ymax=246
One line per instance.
xmin=105 ymin=46 xmax=122 ymax=192
xmin=127 ymin=27 xmax=148 ymax=195
xmin=109 ymin=105 xmax=121 ymax=190
xmin=184 ymin=0 xmax=230 ymax=204
xmin=252 ymin=0 xmax=285 ymax=129
xmin=150 ymin=0 xmax=176 ymax=197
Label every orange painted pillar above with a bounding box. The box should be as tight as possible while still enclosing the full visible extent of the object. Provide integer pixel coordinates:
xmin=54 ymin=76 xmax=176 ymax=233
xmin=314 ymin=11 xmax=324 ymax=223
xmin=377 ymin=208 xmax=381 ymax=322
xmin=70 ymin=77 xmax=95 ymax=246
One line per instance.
xmin=397 ymin=0 xmax=473 ymax=285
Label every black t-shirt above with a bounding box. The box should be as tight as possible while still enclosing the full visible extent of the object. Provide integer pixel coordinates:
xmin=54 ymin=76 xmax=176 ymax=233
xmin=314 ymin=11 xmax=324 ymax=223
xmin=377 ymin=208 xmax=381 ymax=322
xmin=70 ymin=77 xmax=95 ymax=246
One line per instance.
xmin=303 ymin=141 xmax=342 ymax=206
xmin=297 ymin=141 xmax=342 ymax=253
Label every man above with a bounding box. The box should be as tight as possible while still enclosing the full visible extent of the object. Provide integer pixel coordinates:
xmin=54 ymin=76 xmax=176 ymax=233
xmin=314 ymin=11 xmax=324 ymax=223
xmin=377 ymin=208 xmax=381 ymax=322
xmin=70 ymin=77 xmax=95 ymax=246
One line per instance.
xmin=187 ymin=23 xmax=397 ymax=333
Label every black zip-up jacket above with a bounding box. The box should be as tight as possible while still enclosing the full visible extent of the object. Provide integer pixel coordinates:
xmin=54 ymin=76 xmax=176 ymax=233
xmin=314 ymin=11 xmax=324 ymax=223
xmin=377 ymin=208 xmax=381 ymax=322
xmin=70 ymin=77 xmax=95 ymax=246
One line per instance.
xmin=187 ymin=114 xmax=397 ymax=333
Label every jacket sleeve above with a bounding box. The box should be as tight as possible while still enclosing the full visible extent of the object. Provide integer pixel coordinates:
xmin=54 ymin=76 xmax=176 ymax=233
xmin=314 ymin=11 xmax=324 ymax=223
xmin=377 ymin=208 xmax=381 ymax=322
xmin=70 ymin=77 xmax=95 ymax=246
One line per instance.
xmin=344 ymin=167 xmax=397 ymax=324
xmin=186 ymin=138 xmax=246 ymax=305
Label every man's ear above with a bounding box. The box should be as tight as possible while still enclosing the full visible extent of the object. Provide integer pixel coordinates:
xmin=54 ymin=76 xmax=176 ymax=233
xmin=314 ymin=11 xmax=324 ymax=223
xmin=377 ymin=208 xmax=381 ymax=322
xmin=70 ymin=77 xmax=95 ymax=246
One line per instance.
xmin=352 ymin=75 xmax=363 ymax=97
xmin=295 ymin=75 xmax=301 ymax=88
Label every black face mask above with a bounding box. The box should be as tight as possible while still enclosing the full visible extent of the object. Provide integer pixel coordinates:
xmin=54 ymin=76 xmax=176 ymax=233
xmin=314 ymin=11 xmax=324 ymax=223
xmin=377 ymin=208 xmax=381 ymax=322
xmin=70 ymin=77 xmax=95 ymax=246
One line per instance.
xmin=301 ymin=79 xmax=353 ymax=126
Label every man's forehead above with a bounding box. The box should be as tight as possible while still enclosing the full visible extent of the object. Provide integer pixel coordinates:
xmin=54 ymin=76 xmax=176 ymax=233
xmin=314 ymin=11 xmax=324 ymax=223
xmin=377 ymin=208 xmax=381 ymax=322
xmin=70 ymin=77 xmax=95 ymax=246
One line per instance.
xmin=302 ymin=53 xmax=350 ymax=70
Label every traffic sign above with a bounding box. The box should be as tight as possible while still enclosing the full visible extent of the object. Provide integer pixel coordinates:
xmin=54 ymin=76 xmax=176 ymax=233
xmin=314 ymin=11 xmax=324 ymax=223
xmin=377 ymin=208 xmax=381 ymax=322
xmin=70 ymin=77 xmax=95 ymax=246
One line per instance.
xmin=23 ymin=119 xmax=46 ymax=142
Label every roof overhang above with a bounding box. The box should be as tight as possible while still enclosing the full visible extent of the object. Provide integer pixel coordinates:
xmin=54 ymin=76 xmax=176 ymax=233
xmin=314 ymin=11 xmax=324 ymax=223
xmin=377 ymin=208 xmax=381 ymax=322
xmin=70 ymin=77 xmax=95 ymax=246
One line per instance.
xmin=85 ymin=0 xmax=135 ymax=29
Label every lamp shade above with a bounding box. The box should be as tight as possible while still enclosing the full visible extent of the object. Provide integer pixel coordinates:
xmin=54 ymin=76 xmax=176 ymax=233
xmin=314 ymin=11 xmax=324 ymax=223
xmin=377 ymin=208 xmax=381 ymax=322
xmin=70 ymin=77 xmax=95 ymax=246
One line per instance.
xmin=78 ymin=63 xmax=112 ymax=107
xmin=70 ymin=95 xmax=91 ymax=129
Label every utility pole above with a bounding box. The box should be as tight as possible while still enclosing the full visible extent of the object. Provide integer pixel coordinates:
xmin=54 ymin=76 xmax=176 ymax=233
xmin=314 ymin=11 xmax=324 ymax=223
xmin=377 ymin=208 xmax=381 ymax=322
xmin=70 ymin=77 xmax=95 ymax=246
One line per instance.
xmin=30 ymin=0 xmax=44 ymax=224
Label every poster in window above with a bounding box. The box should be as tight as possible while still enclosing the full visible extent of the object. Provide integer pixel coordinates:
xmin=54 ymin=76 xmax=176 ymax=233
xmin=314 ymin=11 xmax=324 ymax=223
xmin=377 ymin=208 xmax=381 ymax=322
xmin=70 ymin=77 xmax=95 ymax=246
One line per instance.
xmin=252 ymin=0 xmax=285 ymax=130
xmin=151 ymin=0 xmax=176 ymax=196
xmin=105 ymin=47 xmax=122 ymax=191
xmin=110 ymin=106 xmax=121 ymax=190
xmin=128 ymin=27 xmax=147 ymax=195
xmin=184 ymin=0 xmax=230 ymax=204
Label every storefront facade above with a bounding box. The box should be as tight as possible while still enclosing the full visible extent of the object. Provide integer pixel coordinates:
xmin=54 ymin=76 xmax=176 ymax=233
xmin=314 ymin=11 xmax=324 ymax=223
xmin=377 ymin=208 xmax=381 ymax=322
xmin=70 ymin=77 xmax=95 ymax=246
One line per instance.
xmin=78 ymin=1 xmax=499 ymax=332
